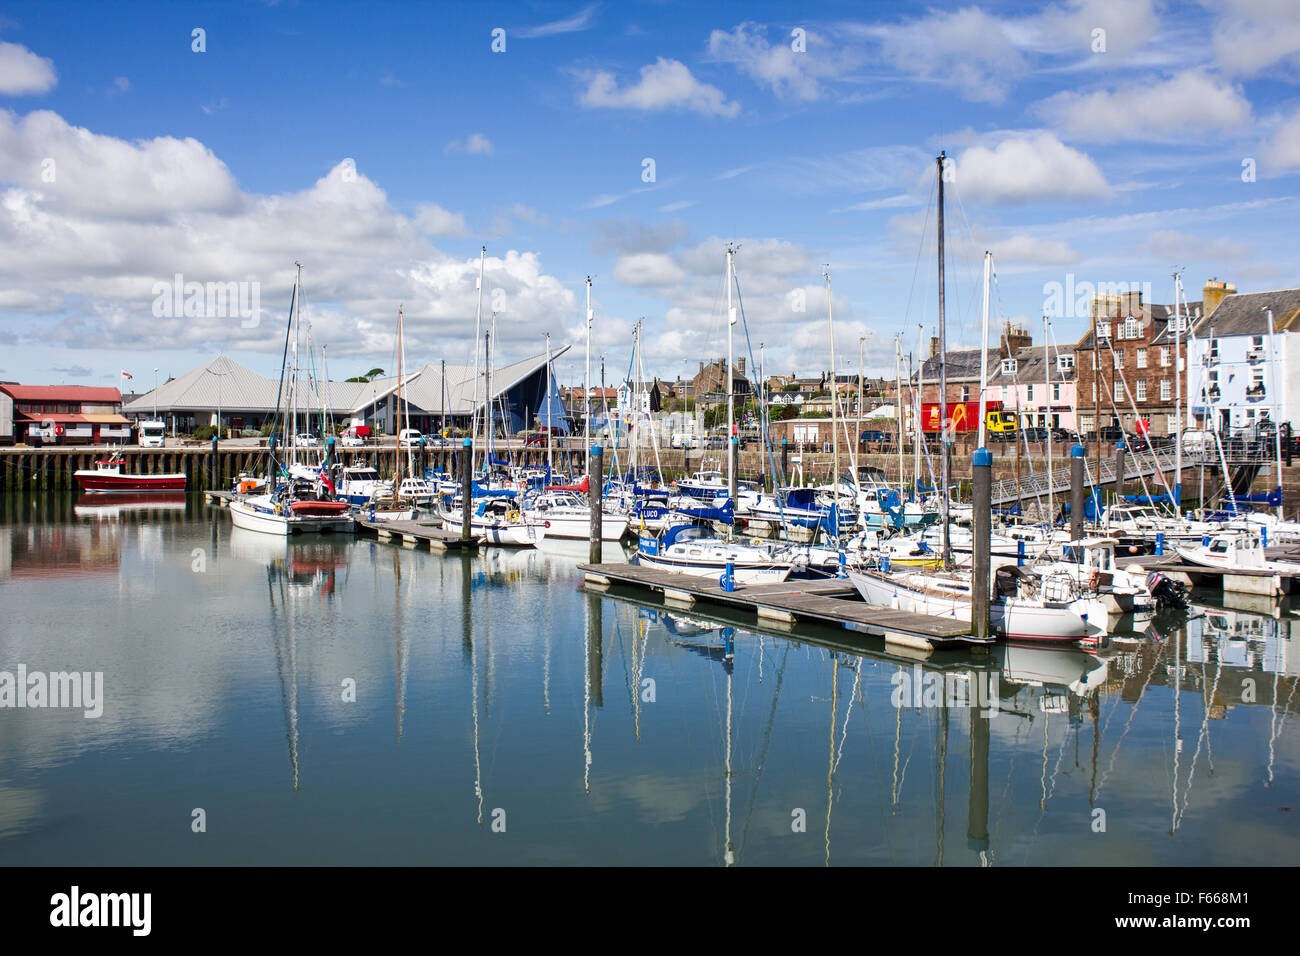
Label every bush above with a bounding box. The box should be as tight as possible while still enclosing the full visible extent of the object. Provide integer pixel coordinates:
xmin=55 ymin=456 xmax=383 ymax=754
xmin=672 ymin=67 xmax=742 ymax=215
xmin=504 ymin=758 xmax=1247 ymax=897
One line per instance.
xmin=193 ymin=425 xmax=217 ymax=440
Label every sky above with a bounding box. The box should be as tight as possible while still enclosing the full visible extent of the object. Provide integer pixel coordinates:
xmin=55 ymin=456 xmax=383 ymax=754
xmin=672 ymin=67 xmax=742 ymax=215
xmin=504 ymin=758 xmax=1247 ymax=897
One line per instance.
xmin=0 ymin=0 xmax=1298 ymax=391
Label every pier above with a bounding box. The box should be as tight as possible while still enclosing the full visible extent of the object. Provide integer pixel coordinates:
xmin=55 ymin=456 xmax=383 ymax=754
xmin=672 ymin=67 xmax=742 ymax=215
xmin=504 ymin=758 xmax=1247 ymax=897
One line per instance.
xmin=577 ymin=562 xmax=982 ymax=651
xmin=353 ymin=516 xmax=481 ymax=551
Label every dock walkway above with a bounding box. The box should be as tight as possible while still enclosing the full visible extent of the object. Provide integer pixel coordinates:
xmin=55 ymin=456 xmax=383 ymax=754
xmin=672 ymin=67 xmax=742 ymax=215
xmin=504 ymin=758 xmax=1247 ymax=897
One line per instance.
xmin=577 ymin=562 xmax=984 ymax=650
xmin=354 ymin=517 xmax=480 ymax=551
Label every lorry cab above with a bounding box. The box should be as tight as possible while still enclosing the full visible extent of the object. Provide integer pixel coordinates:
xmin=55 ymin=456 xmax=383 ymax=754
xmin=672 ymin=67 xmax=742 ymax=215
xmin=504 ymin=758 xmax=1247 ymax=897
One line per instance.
xmin=986 ymin=410 xmax=1017 ymax=435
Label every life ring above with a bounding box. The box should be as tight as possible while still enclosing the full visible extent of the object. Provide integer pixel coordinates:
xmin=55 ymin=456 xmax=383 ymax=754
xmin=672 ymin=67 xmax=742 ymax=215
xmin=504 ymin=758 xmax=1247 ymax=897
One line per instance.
xmin=54 ymin=425 xmax=64 ymax=436
xmin=507 ymin=510 xmax=521 ymax=524
xmin=504 ymin=479 xmax=514 ymax=489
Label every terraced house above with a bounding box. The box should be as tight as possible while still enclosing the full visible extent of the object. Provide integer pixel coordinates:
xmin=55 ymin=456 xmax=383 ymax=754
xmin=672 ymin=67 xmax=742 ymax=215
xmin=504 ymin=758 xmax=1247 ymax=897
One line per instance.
xmin=1074 ymin=286 xmax=1204 ymax=437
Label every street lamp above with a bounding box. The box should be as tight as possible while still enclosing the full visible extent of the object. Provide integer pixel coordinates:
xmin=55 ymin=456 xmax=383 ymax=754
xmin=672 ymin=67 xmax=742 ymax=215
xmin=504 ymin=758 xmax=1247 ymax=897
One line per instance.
xmin=204 ymin=365 xmax=232 ymax=442
xmin=152 ymin=368 xmax=158 ymax=420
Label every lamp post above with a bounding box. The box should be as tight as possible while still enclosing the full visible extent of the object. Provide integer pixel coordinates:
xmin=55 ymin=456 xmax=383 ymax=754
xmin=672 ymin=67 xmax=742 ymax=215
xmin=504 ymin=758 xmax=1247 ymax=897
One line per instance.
xmin=153 ymin=368 xmax=158 ymax=421
xmin=204 ymin=365 xmax=232 ymax=442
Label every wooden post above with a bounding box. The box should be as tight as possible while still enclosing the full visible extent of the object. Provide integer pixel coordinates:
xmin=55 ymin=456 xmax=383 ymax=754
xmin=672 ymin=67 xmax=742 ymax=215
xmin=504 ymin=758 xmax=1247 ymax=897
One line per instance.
xmin=1114 ymin=440 xmax=1126 ymax=505
xmin=972 ymin=446 xmax=992 ymax=642
xmin=1070 ymin=443 xmax=1085 ymax=541
xmin=781 ymin=438 xmax=789 ymax=486
xmin=589 ymin=443 xmax=604 ymax=564
xmin=460 ymin=437 xmax=472 ymax=541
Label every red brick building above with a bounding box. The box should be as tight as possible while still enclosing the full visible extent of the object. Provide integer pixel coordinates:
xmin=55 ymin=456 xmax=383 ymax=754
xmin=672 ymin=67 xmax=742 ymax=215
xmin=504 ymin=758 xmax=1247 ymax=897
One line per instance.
xmin=0 ymin=384 xmax=132 ymax=445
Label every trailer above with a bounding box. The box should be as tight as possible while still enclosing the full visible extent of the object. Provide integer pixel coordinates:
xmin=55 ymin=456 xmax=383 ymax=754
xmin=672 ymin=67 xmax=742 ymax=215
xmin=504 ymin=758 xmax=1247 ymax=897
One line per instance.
xmin=0 ymin=390 xmax=12 ymax=446
xmin=921 ymin=399 xmax=1015 ymax=435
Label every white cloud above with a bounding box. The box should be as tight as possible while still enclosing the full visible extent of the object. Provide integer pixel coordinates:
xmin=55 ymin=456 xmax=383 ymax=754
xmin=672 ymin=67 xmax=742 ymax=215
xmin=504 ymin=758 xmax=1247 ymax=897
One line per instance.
xmin=1264 ymin=104 xmax=1300 ymax=171
xmin=577 ymin=57 xmax=740 ymax=117
xmin=952 ymin=133 xmax=1112 ymax=203
xmin=414 ymin=203 xmax=469 ymax=238
xmin=988 ymin=234 xmax=1079 ymax=266
xmin=0 ymin=109 xmax=575 ymax=362
xmin=516 ymin=4 xmax=599 ymax=39
xmin=0 ymin=109 xmax=241 ymax=219
xmin=1207 ymin=0 xmax=1300 ymax=77
xmin=612 ymin=252 xmax=685 ymax=287
xmin=707 ymin=21 xmax=858 ymax=101
xmin=444 ymin=132 xmax=494 ymax=155
xmin=0 ymin=41 xmax=56 ymax=95
xmin=1143 ymin=229 xmax=1253 ymax=261
xmin=1034 ymin=71 xmax=1253 ymax=142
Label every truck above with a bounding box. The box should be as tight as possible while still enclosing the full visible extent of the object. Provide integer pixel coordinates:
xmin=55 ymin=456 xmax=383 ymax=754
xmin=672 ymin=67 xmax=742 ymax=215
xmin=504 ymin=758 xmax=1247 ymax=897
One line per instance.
xmin=921 ymin=400 xmax=1016 ymax=436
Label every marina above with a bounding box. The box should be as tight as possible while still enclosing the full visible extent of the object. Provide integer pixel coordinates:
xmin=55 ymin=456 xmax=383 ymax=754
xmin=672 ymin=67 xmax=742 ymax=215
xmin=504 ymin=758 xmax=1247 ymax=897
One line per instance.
xmin=4 ymin=0 xmax=1300 ymax=895
xmin=1 ymin=493 xmax=1297 ymax=869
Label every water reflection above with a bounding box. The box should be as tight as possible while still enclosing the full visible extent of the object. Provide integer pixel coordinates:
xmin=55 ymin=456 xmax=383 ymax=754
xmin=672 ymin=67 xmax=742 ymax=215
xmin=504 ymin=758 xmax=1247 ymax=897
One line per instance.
xmin=0 ymin=497 xmax=1296 ymax=865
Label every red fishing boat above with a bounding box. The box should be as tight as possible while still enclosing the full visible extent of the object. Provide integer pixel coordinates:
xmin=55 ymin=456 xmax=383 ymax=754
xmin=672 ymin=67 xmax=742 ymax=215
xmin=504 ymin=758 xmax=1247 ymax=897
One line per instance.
xmin=74 ymin=452 xmax=187 ymax=493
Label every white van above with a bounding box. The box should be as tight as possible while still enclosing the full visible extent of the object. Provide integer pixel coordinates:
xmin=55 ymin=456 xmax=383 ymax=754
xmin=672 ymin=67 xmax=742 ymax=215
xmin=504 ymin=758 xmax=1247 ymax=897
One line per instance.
xmin=398 ymin=428 xmax=423 ymax=447
xmin=138 ymin=420 xmax=165 ymax=448
xmin=670 ymin=432 xmax=697 ymax=449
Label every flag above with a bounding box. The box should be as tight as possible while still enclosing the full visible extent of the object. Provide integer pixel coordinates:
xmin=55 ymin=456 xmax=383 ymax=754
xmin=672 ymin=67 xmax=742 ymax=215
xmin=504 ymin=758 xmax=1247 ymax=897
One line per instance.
xmin=121 ymin=370 xmax=133 ymax=379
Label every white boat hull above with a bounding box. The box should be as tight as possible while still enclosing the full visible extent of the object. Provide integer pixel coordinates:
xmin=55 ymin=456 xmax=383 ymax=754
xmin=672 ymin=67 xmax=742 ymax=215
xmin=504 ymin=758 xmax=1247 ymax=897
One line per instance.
xmin=229 ymin=497 xmax=355 ymax=536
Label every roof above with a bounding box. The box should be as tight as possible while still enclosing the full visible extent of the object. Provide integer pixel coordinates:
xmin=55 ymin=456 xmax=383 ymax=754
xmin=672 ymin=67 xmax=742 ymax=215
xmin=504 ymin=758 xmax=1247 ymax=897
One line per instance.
xmin=123 ymin=349 xmax=568 ymax=416
xmin=0 ymin=384 xmax=122 ymax=403
xmin=987 ymin=344 xmax=1076 ymax=385
xmin=915 ymin=348 xmax=998 ymax=382
xmin=1192 ymin=288 xmax=1300 ymax=337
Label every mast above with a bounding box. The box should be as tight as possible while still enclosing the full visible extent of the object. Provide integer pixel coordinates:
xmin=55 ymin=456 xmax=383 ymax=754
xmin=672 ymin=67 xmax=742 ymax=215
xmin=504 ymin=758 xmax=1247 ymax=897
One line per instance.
xmin=396 ymin=305 xmax=406 ymax=485
xmin=977 ymin=250 xmax=991 ymax=449
xmin=546 ymin=332 xmax=553 ymax=475
xmin=896 ymin=336 xmax=904 ymax=498
xmin=936 ymin=151 xmax=951 ymax=566
xmin=1173 ymin=273 xmax=1183 ymax=510
xmin=1044 ymin=313 xmax=1052 ymax=520
xmin=825 ymin=268 xmax=837 ymax=504
xmin=473 ymin=246 xmax=485 ymax=471
xmin=915 ymin=324 xmax=924 ymax=498
xmin=585 ymin=276 xmax=592 ymax=451
xmin=727 ymin=247 xmax=737 ymax=508
xmin=760 ymin=342 xmax=767 ymax=490
xmin=1267 ymin=308 xmax=1284 ymax=520
xmin=441 ymin=358 xmax=447 ymax=439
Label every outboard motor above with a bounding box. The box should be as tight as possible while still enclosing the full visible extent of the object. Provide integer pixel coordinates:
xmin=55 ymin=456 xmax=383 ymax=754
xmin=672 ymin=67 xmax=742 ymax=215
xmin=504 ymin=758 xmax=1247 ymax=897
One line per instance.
xmin=1146 ymin=570 xmax=1189 ymax=611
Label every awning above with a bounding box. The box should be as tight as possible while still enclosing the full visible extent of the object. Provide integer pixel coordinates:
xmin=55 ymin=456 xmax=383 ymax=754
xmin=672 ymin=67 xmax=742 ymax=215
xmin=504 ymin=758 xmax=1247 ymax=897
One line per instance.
xmin=13 ymin=413 xmax=89 ymax=423
xmin=82 ymin=414 xmax=132 ymax=424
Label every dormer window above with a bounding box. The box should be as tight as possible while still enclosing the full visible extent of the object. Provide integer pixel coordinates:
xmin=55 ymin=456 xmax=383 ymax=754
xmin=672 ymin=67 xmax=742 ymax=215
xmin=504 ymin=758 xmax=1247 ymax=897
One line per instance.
xmin=1124 ymin=315 xmax=1139 ymax=340
xmin=1056 ymin=354 xmax=1074 ymax=371
xmin=1001 ymin=358 xmax=1017 ymax=374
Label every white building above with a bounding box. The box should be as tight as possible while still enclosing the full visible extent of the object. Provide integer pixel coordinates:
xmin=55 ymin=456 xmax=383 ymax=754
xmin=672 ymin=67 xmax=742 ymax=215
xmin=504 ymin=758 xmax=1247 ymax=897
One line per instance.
xmin=1186 ymin=288 xmax=1300 ymax=433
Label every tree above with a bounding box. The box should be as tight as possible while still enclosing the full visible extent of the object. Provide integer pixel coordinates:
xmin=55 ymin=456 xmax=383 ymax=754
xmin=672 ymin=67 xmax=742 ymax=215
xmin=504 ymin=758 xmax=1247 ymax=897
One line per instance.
xmin=345 ymin=367 xmax=385 ymax=383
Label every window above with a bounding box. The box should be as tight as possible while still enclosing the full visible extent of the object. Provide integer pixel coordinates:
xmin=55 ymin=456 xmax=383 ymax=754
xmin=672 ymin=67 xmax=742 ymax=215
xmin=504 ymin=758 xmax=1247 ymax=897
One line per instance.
xmin=1091 ymin=381 xmax=1098 ymax=401
xmin=1057 ymin=354 xmax=1075 ymax=371
xmin=1052 ymin=383 xmax=1062 ymax=401
xmin=1160 ymin=347 xmax=1170 ymax=368
xmin=1097 ymin=321 xmax=1110 ymax=340
xmin=1252 ymin=335 xmax=1263 ymax=347
xmin=1114 ymin=382 xmax=1124 ymax=403
xmin=1001 ymin=359 xmax=1016 ymax=374
xmin=1124 ymin=315 xmax=1139 ymax=340
xmin=1027 ymin=384 xmax=1034 ymax=401
xmin=1160 ymin=379 xmax=1171 ymax=401
xmin=1136 ymin=380 xmax=1146 ymax=402
xmin=1113 ymin=351 xmax=1122 ymax=370
xmin=961 ymin=385 xmax=970 ymax=402
xmin=1209 ymin=338 xmax=1219 ymax=362
xmin=1136 ymin=348 xmax=1147 ymax=369
xmin=1167 ymin=414 xmax=1177 ymax=432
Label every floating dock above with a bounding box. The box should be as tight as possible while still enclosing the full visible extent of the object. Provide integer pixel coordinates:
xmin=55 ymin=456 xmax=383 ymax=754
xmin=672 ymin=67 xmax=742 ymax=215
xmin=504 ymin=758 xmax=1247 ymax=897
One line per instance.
xmin=1128 ymin=552 xmax=1297 ymax=602
xmin=577 ymin=562 xmax=984 ymax=651
xmin=354 ymin=517 xmax=481 ymax=551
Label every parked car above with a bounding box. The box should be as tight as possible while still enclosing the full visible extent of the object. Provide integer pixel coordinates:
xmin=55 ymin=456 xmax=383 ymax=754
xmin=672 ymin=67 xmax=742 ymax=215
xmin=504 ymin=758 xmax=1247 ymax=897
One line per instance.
xmin=1084 ymin=425 xmax=1125 ymax=442
xmin=339 ymin=433 xmax=365 ymax=447
xmin=1181 ymin=428 xmax=1211 ymax=455
xmin=298 ymin=433 xmax=320 ymax=447
xmin=398 ymin=428 xmax=423 ymax=447
xmin=704 ymin=435 xmax=727 ymax=449
xmin=1051 ymin=427 xmax=1080 ymax=444
xmin=859 ymin=429 xmax=888 ymax=443
xmin=1021 ymin=426 xmax=1050 ymax=443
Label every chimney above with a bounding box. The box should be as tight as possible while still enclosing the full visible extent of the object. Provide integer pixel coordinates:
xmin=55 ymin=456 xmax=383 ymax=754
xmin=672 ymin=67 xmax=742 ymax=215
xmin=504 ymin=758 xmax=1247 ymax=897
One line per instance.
xmin=930 ymin=335 xmax=940 ymax=358
xmin=1202 ymin=279 xmax=1236 ymax=319
xmin=699 ymin=361 xmax=705 ymax=374
xmin=737 ymin=357 xmax=746 ymax=375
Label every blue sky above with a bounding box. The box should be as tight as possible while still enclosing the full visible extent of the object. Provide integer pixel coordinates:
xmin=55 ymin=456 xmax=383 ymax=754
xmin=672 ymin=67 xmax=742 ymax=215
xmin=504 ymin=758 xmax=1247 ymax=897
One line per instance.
xmin=1 ymin=0 xmax=1297 ymax=390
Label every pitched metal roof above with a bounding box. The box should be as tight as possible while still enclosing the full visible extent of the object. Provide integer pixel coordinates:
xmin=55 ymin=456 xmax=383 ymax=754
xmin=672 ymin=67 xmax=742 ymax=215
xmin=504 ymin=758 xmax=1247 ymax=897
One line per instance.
xmin=0 ymin=384 xmax=122 ymax=402
xmin=123 ymin=349 xmax=569 ymax=416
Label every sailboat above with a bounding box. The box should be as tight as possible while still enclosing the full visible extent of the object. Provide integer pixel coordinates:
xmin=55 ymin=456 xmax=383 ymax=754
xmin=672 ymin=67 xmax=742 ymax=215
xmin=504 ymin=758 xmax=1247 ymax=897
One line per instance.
xmin=230 ymin=263 xmax=353 ymax=536
xmin=635 ymin=246 xmax=798 ymax=582
xmin=365 ymin=305 xmax=418 ymax=522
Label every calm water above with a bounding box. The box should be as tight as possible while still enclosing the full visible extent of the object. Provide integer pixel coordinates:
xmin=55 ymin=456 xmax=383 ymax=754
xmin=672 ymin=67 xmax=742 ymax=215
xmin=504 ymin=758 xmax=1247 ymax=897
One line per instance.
xmin=1 ymin=494 xmax=1298 ymax=866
